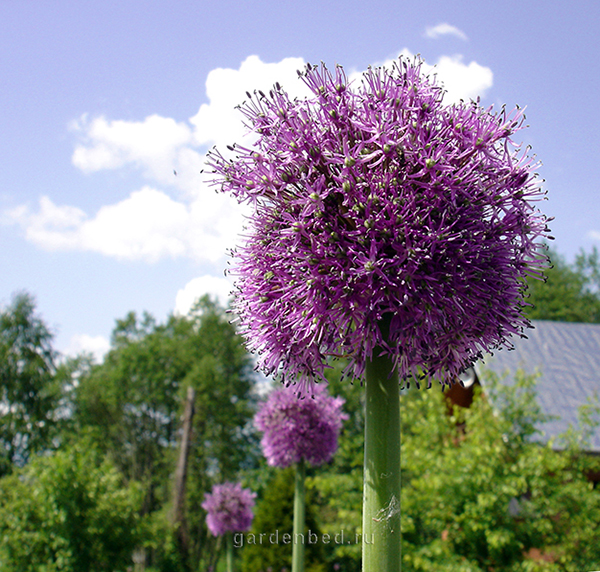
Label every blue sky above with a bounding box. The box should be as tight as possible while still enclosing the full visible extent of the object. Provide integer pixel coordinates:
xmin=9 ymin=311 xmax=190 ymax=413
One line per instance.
xmin=1 ymin=0 xmax=599 ymax=361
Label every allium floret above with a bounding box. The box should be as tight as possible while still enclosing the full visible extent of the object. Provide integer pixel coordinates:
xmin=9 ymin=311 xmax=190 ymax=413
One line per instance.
xmin=255 ymin=383 xmax=347 ymax=468
xmin=202 ymin=482 xmax=256 ymax=537
xmin=208 ymin=56 xmax=551 ymax=393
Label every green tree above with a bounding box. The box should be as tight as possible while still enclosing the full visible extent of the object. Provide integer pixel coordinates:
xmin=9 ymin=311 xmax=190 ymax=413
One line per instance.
xmin=399 ymin=373 xmax=600 ymax=571
xmin=74 ymin=310 xmax=184 ymax=512
xmin=0 ymin=440 xmax=142 ymax=572
xmin=241 ymin=467 xmax=326 ymax=572
xmin=526 ymin=247 xmax=600 ymax=322
xmin=73 ymin=296 xmax=258 ymax=570
xmin=0 ymin=291 xmax=60 ymax=474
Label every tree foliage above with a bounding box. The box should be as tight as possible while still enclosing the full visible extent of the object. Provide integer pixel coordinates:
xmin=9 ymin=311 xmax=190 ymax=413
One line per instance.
xmin=401 ymin=372 xmax=600 ymax=571
xmin=71 ymin=296 xmax=258 ymax=569
xmin=0 ymin=291 xmax=60 ymax=474
xmin=526 ymin=246 xmax=600 ymax=323
xmin=241 ymin=467 xmax=326 ymax=572
xmin=0 ymin=441 xmax=142 ymax=572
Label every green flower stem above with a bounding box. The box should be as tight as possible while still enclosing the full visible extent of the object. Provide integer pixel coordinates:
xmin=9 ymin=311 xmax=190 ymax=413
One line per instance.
xmin=362 ymin=345 xmax=401 ymax=572
xmin=226 ymin=532 xmax=234 ymax=572
xmin=292 ymin=458 xmax=306 ymax=572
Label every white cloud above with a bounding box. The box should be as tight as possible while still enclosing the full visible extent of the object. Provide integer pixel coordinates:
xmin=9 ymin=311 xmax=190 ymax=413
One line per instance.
xmin=65 ymin=333 xmax=110 ymax=363
xmin=174 ymin=275 xmax=233 ymax=315
xmin=431 ymin=55 xmax=493 ymax=103
xmin=9 ymin=187 xmax=244 ymax=263
xmin=7 ymin=197 xmax=87 ymax=250
xmin=425 ymin=23 xmax=468 ymax=41
xmin=79 ymin=187 xmax=190 ymax=261
xmin=190 ymin=54 xmax=311 ymax=149
xmin=72 ymin=114 xmax=192 ymax=174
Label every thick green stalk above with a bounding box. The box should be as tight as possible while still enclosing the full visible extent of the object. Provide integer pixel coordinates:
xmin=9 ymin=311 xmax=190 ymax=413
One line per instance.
xmin=226 ymin=532 xmax=234 ymax=572
xmin=362 ymin=347 xmax=401 ymax=572
xmin=292 ymin=458 xmax=306 ymax=572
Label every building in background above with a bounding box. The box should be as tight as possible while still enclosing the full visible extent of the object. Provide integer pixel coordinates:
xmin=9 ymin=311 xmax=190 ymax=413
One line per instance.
xmin=446 ymin=320 xmax=600 ymax=455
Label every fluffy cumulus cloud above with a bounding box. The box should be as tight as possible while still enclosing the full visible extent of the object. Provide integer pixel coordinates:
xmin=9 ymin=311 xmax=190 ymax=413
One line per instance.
xmin=9 ymin=187 xmax=243 ymax=263
xmin=71 ymin=114 xmax=192 ymax=172
xmin=7 ymin=51 xmax=493 ymax=265
xmin=425 ymin=23 xmax=468 ymax=41
xmin=7 ymin=197 xmax=87 ymax=251
xmin=174 ymin=275 xmax=233 ymax=315
xmin=70 ymin=114 xmax=202 ymax=192
xmin=191 ymin=54 xmax=311 ymax=149
xmin=430 ymin=55 xmax=493 ymax=103
xmin=65 ymin=333 xmax=111 ymax=363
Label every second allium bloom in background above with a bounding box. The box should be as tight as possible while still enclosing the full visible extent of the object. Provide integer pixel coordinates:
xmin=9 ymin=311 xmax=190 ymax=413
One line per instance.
xmin=254 ymin=381 xmax=347 ymax=572
xmin=208 ymin=57 xmax=551 ymax=393
xmin=255 ymin=382 xmax=347 ymax=468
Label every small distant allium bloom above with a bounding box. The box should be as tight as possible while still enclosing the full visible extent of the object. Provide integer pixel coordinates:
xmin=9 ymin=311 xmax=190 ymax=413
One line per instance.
xmin=255 ymin=383 xmax=347 ymax=467
xmin=208 ymin=57 xmax=551 ymax=393
xmin=202 ymin=482 xmax=256 ymax=537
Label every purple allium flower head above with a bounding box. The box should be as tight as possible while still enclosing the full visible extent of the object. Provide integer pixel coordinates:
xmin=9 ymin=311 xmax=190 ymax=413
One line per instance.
xmin=255 ymin=383 xmax=347 ymax=467
xmin=208 ymin=57 xmax=551 ymax=394
xmin=201 ymin=482 xmax=256 ymax=536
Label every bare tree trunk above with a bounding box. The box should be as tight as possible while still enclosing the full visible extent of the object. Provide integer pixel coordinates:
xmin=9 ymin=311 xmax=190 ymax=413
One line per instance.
xmin=172 ymin=386 xmax=196 ymax=567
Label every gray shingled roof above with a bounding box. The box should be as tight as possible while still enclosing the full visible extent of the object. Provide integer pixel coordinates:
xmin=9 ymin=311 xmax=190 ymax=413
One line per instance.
xmin=475 ymin=320 xmax=600 ymax=453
